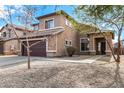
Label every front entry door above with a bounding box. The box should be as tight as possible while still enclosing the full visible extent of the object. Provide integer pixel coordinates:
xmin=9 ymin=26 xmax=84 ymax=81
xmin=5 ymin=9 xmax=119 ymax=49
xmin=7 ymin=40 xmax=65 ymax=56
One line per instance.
xmin=101 ymin=42 xmax=106 ymax=55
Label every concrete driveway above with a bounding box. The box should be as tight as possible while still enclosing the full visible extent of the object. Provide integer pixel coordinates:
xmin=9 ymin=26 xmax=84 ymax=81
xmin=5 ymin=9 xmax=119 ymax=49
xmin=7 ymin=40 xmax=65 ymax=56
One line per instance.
xmin=0 ymin=55 xmax=40 ymax=67
xmin=0 ymin=55 xmax=104 ymax=68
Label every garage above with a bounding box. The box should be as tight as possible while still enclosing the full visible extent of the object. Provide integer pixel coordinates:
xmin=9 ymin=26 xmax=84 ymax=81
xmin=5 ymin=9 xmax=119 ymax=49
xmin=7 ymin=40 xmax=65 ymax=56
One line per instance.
xmin=21 ymin=40 xmax=46 ymax=57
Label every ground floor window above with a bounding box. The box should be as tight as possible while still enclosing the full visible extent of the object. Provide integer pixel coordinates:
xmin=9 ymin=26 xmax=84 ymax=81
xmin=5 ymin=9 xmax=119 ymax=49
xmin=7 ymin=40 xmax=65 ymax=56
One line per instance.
xmin=80 ymin=38 xmax=89 ymax=51
xmin=65 ymin=40 xmax=72 ymax=46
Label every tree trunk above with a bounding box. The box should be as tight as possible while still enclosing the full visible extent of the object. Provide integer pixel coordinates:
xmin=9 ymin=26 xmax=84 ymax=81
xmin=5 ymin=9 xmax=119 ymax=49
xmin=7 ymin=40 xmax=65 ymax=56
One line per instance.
xmin=116 ymin=39 xmax=121 ymax=63
xmin=26 ymin=39 xmax=31 ymax=69
xmin=27 ymin=47 xmax=31 ymax=69
xmin=97 ymin=29 xmax=117 ymax=62
xmin=116 ymin=56 xmax=120 ymax=63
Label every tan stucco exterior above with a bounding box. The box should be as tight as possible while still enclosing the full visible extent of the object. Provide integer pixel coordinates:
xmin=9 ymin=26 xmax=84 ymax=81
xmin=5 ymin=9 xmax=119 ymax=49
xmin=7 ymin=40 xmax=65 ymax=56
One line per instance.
xmin=39 ymin=14 xmax=63 ymax=30
xmin=3 ymin=39 xmax=20 ymax=55
xmin=77 ymin=31 xmax=113 ymax=56
xmin=36 ymin=13 xmax=79 ymax=57
xmin=0 ymin=11 xmax=114 ymax=57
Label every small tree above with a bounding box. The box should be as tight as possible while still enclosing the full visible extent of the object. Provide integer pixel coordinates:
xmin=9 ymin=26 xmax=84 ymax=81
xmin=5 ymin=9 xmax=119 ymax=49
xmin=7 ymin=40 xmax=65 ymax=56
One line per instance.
xmin=0 ymin=5 xmax=44 ymax=69
xmin=15 ymin=6 xmax=47 ymax=69
xmin=17 ymin=6 xmax=37 ymax=69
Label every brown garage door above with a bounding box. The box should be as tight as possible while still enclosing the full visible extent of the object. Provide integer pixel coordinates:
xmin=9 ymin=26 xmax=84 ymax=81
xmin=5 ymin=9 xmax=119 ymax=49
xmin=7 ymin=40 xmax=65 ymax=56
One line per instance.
xmin=22 ymin=40 xmax=46 ymax=57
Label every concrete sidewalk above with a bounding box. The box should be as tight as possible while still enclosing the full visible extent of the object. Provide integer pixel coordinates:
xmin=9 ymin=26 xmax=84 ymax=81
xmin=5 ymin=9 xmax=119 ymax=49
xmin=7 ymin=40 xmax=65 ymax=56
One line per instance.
xmin=40 ymin=55 xmax=103 ymax=63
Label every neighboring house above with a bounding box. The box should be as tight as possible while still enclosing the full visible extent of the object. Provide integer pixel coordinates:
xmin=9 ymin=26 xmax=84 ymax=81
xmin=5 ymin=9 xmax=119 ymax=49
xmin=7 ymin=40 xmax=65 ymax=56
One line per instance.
xmin=114 ymin=39 xmax=124 ymax=48
xmin=0 ymin=10 xmax=114 ymax=57
xmin=0 ymin=24 xmax=31 ymax=55
xmin=113 ymin=39 xmax=124 ymax=55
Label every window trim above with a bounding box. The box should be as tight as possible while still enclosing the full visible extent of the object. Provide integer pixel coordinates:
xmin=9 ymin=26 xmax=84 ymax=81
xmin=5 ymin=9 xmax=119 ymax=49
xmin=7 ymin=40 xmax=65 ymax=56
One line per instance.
xmin=80 ymin=38 xmax=89 ymax=52
xmin=65 ymin=39 xmax=72 ymax=46
xmin=3 ymin=32 xmax=6 ymax=37
xmin=44 ymin=18 xmax=55 ymax=29
xmin=69 ymin=40 xmax=72 ymax=46
xmin=65 ymin=19 xmax=68 ymax=26
xmin=65 ymin=19 xmax=72 ymax=28
xmin=65 ymin=40 xmax=68 ymax=45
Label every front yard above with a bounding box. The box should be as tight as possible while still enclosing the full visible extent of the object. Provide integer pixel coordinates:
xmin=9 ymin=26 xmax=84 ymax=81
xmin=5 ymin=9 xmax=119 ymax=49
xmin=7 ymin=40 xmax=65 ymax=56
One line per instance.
xmin=0 ymin=55 xmax=124 ymax=88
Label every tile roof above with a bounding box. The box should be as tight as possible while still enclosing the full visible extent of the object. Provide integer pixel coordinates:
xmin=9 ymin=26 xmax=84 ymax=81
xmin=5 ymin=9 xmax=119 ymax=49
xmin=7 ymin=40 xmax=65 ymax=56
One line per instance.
xmin=20 ymin=27 xmax=64 ymax=39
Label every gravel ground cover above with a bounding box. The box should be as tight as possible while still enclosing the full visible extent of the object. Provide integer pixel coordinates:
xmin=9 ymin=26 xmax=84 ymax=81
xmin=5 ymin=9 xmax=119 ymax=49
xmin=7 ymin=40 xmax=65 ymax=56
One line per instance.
xmin=0 ymin=55 xmax=124 ymax=88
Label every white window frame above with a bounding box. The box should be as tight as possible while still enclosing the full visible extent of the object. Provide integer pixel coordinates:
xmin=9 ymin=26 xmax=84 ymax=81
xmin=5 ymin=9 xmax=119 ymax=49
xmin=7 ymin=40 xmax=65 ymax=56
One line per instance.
xmin=65 ymin=39 xmax=72 ymax=46
xmin=44 ymin=18 xmax=55 ymax=29
xmin=3 ymin=31 xmax=7 ymax=37
xmin=65 ymin=19 xmax=68 ymax=26
xmin=65 ymin=19 xmax=72 ymax=28
xmin=69 ymin=40 xmax=72 ymax=46
xmin=65 ymin=40 xmax=68 ymax=45
xmin=80 ymin=38 xmax=89 ymax=52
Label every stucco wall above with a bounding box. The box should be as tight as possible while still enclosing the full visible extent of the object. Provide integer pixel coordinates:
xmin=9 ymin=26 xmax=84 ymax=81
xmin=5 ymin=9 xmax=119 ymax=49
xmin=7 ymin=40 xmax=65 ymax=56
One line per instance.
xmin=47 ymin=35 xmax=57 ymax=51
xmin=39 ymin=14 xmax=63 ymax=30
xmin=38 ymin=14 xmax=78 ymax=57
xmin=3 ymin=39 xmax=20 ymax=55
xmin=77 ymin=31 xmax=113 ymax=56
xmin=56 ymin=15 xmax=78 ymax=56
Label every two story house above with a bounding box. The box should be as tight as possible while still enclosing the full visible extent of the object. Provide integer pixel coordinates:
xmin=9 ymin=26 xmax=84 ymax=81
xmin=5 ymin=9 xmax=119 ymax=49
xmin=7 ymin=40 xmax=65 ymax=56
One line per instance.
xmin=0 ymin=10 xmax=114 ymax=57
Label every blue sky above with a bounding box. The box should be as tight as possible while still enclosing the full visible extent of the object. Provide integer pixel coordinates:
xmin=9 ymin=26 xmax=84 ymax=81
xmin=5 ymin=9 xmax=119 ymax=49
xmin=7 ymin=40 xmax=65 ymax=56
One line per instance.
xmin=0 ymin=5 xmax=124 ymax=42
xmin=0 ymin=5 xmax=76 ymax=27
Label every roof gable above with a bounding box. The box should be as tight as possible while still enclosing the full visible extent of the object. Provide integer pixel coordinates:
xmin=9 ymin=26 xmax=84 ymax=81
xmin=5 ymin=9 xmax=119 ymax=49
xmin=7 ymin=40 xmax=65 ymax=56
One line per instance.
xmin=0 ymin=24 xmax=33 ymax=32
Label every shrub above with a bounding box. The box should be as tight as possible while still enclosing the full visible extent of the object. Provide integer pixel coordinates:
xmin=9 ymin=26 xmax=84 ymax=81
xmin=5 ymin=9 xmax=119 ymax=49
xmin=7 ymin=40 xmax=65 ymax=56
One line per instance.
xmin=66 ymin=46 xmax=76 ymax=57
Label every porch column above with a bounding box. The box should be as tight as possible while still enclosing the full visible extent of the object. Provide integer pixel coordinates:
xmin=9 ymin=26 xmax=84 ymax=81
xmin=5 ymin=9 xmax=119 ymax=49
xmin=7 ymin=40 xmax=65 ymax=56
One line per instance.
xmin=106 ymin=37 xmax=112 ymax=56
xmin=17 ymin=40 xmax=22 ymax=56
xmin=89 ymin=35 xmax=96 ymax=55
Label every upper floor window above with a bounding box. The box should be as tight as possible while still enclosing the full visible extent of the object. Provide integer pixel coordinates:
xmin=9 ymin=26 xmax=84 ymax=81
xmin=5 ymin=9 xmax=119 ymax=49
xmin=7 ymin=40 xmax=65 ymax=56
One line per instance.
xmin=65 ymin=19 xmax=72 ymax=28
xmin=65 ymin=19 xmax=68 ymax=25
xmin=45 ymin=19 xmax=54 ymax=29
xmin=3 ymin=32 xmax=6 ymax=37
